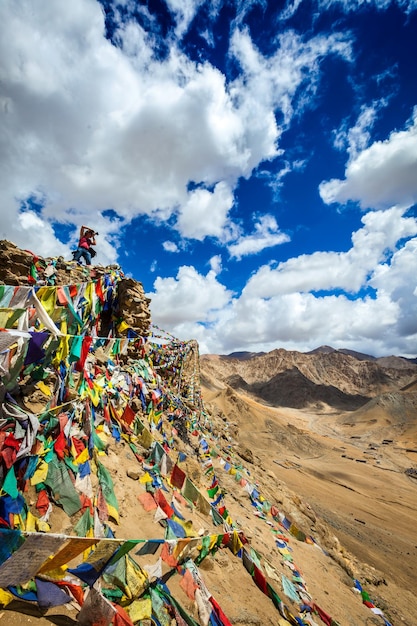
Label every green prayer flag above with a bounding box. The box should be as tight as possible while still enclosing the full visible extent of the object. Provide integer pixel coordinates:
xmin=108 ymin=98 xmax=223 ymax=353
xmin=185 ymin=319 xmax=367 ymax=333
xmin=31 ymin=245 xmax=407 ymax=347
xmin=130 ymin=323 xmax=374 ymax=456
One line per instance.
xmin=74 ymin=509 xmax=94 ymax=537
xmin=2 ymin=466 xmax=18 ymax=499
xmin=207 ymin=485 xmax=219 ymax=498
xmin=45 ymin=456 xmax=82 ymax=516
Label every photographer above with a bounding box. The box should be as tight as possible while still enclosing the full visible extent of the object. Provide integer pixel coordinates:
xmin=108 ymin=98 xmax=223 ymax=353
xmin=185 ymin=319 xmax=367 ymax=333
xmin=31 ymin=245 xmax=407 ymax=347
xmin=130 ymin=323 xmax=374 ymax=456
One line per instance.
xmin=72 ymin=226 xmax=98 ymax=266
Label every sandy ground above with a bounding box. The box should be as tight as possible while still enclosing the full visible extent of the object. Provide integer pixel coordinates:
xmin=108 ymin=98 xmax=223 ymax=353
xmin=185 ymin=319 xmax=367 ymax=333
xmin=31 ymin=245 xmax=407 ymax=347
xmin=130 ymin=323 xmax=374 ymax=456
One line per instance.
xmin=201 ymin=384 xmax=417 ymax=624
xmin=1 ymin=385 xmax=417 ymax=625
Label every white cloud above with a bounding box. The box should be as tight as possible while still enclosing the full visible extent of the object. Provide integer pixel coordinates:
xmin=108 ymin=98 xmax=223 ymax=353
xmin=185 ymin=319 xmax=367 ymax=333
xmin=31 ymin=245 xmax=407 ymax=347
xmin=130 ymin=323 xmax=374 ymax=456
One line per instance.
xmin=163 ymin=241 xmax=179 ymax=253
xmin=243 ymin=207 xmax=417 ymax=295
xmin=151 ymin=208 xmax=417 ymax=357
xmin=229 ymin=28 xmax=352 ymax=129
xmin=16 ymin=211 xmax=69 ymax=258
xmin=176 ymin=182 xmax=236 ymax=241
xmin=148 ymin=264 xmax=233 ymax=326
xmin=0 ymin=0 xmax=354 ymax=256
xmin=163 ymin=0 xmax=206 ymax=37
xmin=333 ymin=101 xmax=385 ymax=158
xmin=162 ymin=0 xmax=269 ymax=38
xmin=209 ymin=254 xmax=223 ymax=274
xmin=320 ymin=108 xmax=417 ymax=210
xmin=370 ymin=237 xmax=417 ymax=337
xmin=280 ymin=0 xmax=417 ymax=20
xmin=228 ymin=214 xmax=290 ymax=259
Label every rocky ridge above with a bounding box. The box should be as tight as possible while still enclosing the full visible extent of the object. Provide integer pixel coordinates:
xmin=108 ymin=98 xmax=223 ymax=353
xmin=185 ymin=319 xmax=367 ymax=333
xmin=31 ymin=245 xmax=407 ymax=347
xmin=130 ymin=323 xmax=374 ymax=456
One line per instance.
xmin=201 ymin=347 xmax=417 ymax=410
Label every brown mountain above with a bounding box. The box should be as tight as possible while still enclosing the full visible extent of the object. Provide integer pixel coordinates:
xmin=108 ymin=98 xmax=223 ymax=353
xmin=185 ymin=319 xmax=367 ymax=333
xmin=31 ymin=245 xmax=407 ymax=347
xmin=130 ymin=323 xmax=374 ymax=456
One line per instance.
xmin=230 ymin=366 xmax=370 ymax=410
xmin=201 ymin=347 xmax=417 ymax=410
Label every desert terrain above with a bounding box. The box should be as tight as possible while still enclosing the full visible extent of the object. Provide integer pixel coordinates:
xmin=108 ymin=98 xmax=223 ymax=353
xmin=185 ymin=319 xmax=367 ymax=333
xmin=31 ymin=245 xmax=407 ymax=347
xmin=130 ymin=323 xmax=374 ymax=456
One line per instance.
xmin=199 ymin=352 xmax=417 ymax=624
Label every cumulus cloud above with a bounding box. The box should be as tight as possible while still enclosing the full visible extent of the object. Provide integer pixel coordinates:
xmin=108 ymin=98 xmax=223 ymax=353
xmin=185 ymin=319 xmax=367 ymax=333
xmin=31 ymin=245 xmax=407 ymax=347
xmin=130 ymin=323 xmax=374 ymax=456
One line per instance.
xmin=243 ymin=207 xmax=417 ymax=296
xmin=150 ymin=207 xmax=417 ymax=357
xmin=0 ymin=0 xmax=353 ymax=257
xmin=148 ymin=264 xmax=233 ymax=326
xmin=320 ymin=108 xmax=417 ymax=209
xmin=212 ymin=289 xmax=405 ymax=356
xmin=370 ymin=237 xmax=417 ymax=337
xmin=228 ymin=214 xmax=290 ymax=259
xmin=15 ymin=211 xmax=69 ymax=258
xmin=176 ymin=182 xmax=236 ymax=241
xmin=209 ymin=254 xmax=223 ymax=274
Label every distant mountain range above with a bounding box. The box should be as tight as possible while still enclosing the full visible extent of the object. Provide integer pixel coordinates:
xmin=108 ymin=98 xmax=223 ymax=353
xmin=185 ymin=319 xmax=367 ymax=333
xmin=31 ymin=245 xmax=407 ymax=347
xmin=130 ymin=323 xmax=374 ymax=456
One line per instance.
xmin=223 ymin=345 xmax=417 ymax=365
xmin=202 ymin=346 xmax=417 ymax=411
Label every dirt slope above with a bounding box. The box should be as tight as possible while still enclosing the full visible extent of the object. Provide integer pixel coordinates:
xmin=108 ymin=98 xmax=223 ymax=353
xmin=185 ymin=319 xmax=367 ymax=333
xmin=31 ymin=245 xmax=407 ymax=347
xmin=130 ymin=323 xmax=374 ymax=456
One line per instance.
xmin=200 ymin=362 xmax=417 ymax=625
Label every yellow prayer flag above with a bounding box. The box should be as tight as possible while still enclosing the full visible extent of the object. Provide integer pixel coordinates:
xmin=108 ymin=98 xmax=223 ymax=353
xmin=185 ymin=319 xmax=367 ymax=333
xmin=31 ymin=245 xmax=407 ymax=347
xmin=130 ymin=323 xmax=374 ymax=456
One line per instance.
xmin=37 ymin=381 xmax=52 ymax=397
xmin=36 ymin=519 xmax=51 ymax=533
xmin=37 ymin=286 xmax=56 ymax=317
xmin=139 ymin=472 xmax=153 ymax=484
xmin=138 ymin=428 xmax=153 ymax=449
xmin=125 ymin=557 xmax=148 ymax=599
xmin=53 ymin=335 xmax=70 ymax=367
xmin=209 ymin=535 xmax=217 ymax=551
xmin=0 ymin=588 xmax=14 ymax=607
xmin=75 ymin=447 xmax=90 ymax=465
xmin=117 ymin=320 xmax=130 ymax=333
xmin=229 ymin=530 xmax=243 ymax=555
xmin=126 ymin=597 xmax=152 ymax=621
xmin=31 ymin=460 xmax=49 ymax=486
xmin=84 ymin=282 xmax=94 ymax=309
xmin=38 ymin=565 xmax=68 ymax=580
xmin=25 ymin=511 xmax=37 ymax=532
xmin=60 ymin=318 xmax=68 ymax=336
xmin=173 ymin=517 xmax=194 ymax=537
xmin=87 ymin=383 xmax=100 ymax=407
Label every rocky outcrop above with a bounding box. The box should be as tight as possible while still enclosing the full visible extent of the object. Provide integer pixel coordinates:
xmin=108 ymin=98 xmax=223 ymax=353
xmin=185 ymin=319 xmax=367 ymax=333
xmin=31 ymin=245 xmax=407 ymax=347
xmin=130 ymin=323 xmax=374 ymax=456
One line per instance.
xmin=116 ymin=277 xmax=151 ymax=337
xmin=0 ymin=239 xmax=152 ymax=337
xmin=0 ymin=240 xmax=34 ymax=284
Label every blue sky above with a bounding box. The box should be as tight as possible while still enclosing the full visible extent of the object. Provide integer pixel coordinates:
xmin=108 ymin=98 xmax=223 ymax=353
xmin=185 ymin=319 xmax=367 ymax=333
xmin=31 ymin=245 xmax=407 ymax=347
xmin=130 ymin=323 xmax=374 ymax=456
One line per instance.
xmin=1 ymin=0 xmax=416 ymax=356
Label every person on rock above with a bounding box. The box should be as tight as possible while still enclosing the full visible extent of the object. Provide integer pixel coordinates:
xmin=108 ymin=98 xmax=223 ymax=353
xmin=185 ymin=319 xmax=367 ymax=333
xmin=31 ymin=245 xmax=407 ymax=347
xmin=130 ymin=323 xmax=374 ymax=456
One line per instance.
xmin=72 ymin=226 xmax=97 ymax=266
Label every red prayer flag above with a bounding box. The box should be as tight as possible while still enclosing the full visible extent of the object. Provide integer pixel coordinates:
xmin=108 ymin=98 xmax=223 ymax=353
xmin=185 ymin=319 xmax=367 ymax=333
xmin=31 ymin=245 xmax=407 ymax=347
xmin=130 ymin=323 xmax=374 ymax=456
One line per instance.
xmin=36 ymin=490 xmax=50 ymax=517
xmin=170 ymin=464 xmax=186 ymax=489
xmin=154 ymin=489 xmax=174 ymax=518
xmin=54 ymin=431 xmax=66 ymax=460
xmin=121 ymin=404 xmax=136 ymax=426
xmin=253 ymin=565 xmax=268 ymax=595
